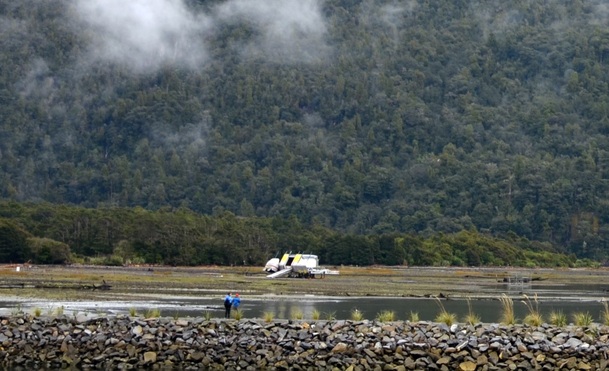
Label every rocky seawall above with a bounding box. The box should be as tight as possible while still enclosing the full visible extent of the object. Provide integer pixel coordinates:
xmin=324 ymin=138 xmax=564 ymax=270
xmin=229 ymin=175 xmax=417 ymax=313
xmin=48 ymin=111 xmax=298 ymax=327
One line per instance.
xmin=1 ymin=314 xmax=608 ymax=370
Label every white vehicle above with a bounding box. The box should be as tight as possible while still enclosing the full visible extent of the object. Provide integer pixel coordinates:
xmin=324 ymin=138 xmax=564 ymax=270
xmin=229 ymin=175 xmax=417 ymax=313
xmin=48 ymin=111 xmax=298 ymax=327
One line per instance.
xmin=263 ymin=252 xmax=339 ymax=278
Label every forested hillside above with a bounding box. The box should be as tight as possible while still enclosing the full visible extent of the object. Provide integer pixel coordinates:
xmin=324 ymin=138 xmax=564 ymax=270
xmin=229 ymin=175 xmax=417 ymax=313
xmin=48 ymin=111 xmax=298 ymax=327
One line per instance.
xmin=2 ymin=0 xmax=609 ymax=261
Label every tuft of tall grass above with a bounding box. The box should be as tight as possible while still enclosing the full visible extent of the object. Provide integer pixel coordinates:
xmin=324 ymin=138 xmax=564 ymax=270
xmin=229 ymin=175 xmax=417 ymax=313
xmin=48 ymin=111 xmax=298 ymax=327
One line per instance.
xmin=499 ymin=294 xmax=515 ymax=325
xmin=325 ymin=311 xmax=337 ymax=320
xmin=376 ymin=310 xmax=395 ymax=322
xmin=290 ymin=308 xmax=304 ymax=320
xmin=311 ymin=309 xmax=321 ymax=320
xmin=32 ymin=307 xmax=42 ymax=317
xmin=572 ymin=312 xmax=593 ymax=327
xmin=350 ymin=308 xmax=364 ymax=321
xmin=233 ymin=309 xmax=243 ymax=320
xmin=408 ymin=311 xmax=420 ymax=323
xmin=263 ymin=311 xmax=274 ymax=323
xmin=129 ymin=307 xmax=137 ymax=317
xmin=549 ymin=311 xmax=567 ymax=327
xmin=145 ymin=308 xmax=161 ymax=318
xmin=11 ymin=304 xmax=25 ymax=316
xmin=522 ymin=294 xmax=543 ymax=326
xmin=463 ymin=297 xmax=480 ymax=325
xmin=433 ymin=296 xmax=457 ymax=325
xmin=203 ymin=311 xmax=212 ymax=321
xmin=601 ymin=299 xmax=609 ymax=326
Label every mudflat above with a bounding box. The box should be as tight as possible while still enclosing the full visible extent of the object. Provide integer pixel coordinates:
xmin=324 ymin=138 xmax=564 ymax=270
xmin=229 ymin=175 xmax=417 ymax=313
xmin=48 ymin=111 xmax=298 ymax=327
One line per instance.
xmin=1 ymin=264 xmax=608 ymax=302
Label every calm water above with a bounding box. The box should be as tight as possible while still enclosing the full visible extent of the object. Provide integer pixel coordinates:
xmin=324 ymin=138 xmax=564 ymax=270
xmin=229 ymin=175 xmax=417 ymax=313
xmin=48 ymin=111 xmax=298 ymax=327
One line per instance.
xmin=1 ymin=294 xmax=607 ymax=323
xmin=1 ymin=277 xmax=608 ymax=323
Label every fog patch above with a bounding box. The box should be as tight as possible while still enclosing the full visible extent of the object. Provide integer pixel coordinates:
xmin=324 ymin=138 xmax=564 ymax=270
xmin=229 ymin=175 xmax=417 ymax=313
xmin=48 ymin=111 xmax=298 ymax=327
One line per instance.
xmin=214 ymin=0 xmax=330 ymax=64
xmin=72 ymin=0 xmax=212 ymax=73
xmin=15 ymin=58 xmax=56 ymax=101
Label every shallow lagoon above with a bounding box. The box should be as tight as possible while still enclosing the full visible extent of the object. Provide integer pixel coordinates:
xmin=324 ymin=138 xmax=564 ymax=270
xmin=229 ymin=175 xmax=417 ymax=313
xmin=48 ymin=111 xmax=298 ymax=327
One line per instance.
xmin=1 ymin=290 xmax=607 ymax=323
xmin=1 ymin=266 xmax=608 ymax=322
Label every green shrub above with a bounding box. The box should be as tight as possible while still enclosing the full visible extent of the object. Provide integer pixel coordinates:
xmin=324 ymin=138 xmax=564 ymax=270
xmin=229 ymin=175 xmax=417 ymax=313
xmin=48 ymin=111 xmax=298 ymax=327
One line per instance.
xmin=0 ymin=219 xmax=31 ymax=263
xmin=27 ymin=237 xmax=71 ymax=264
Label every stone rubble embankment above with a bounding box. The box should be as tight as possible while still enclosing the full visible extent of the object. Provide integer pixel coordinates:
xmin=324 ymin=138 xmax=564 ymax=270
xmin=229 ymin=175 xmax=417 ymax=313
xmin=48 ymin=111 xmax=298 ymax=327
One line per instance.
xmin=1 ymin=314 xmax=609 ymax=370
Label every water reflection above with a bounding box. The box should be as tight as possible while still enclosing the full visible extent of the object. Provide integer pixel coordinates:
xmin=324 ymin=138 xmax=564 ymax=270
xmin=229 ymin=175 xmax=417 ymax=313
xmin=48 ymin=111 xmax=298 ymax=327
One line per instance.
xmin=1 ymin=295 xmax=607 ymax=324
xmin=1 ymin=278 xmax=608 ymax=323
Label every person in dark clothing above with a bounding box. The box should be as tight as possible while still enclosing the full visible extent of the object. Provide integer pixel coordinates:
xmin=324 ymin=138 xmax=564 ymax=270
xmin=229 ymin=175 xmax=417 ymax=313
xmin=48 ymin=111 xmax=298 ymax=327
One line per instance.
xmin=224 ymin=292 xmax=233 ymax=318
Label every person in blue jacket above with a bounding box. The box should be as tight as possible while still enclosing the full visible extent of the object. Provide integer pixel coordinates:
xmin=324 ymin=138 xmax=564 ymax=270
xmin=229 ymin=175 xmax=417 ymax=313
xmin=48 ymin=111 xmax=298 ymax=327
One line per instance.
xmin=232 ymin=293 xmax=241 ymax=311
xmin=224 ymin=292 xmax=233 ymax=318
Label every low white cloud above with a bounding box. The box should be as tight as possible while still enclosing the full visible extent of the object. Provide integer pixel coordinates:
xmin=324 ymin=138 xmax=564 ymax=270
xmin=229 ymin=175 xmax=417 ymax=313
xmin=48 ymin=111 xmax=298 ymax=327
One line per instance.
xmin=72 ymin=0 xmax=212 ymax=73
xmin=215 ymin=0 xmax=330 ymax=64
xmin=72 ymin=0 xmax=330 ymax=71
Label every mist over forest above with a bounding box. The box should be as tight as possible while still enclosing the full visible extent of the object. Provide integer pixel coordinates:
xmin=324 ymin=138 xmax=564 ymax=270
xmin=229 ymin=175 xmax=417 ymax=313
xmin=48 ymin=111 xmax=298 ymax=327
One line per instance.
xmin=2 ymin=0 xmax=609 ymax=263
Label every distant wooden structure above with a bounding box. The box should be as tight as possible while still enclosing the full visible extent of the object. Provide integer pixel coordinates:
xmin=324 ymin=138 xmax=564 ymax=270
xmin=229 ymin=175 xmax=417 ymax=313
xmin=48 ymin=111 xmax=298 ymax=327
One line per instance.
xmin=504 ymin=272 xmax=532 ymax=291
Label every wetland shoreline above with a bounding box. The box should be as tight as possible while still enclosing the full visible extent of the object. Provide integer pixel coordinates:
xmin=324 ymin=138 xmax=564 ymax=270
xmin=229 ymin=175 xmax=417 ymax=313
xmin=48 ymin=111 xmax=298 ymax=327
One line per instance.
xmin=1 ymin=265 xmax=609 ymax=319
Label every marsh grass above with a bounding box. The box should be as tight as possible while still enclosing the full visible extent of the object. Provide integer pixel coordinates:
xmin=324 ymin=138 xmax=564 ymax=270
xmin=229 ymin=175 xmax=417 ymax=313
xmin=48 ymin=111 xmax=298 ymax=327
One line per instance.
xmin=601 ymin=299 xmax=609 ymax=326
xmin=32 ymin=307 xmax=42 ymax=317
xmin=463 ymin=297 xmax=480 ymax=325
xmin=522 ymin=294 xmax=543 ymax=326
xmin=549 ymin=310 xmax=567 ymax=327
xmin=203 ymin=311 xmax=212 ymax=321
xmin=338 ymin=266 xmax=397 ymax=276
xmin=499 ymin=294 xmax=516 ymax=325
xmin=291 ymin=308 xmax=304 ymax=320
xmin=433 ymin=296 xmax=457 ymax=325
xmin=376 ymin=310 xmax=395 ymax=322
xmin=350 ymin=309 xmax=364 ymax=321
xmin=408 ymin=311 xmax=420 ymax=322
xmin=311 ymin=309 xmax=321 ymax=320
xmin=572 ymin=312 xmax=594 ymax=326
xmin=263 ymin=311 xmax=274 ymax=323
xmin=128 ymin=307 xmax=137 ymax=317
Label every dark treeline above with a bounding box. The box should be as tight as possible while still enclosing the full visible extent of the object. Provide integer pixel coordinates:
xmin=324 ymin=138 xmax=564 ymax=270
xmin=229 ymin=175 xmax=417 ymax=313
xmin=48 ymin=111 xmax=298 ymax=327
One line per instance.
xmin=2 ymin=1 xmax=609 ymax=262
xmin=0 ymin=202 xmax=578 ymax=267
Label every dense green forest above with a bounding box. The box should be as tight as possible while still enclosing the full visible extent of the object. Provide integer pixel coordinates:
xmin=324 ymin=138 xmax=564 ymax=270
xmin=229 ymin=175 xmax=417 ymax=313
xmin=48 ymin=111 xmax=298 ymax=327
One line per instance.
xmin=1 ymin=0 xmax=609 ymax=264
xmin=0 ymin=201 xmax=579 ymax=267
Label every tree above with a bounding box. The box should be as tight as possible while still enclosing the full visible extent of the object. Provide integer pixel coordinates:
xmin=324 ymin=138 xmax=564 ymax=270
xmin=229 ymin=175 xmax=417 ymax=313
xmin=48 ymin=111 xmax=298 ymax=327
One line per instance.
xmin=0 ymin=219 xmax=31 ymax=263
xmin=27 ymin=237 xmax=71 ymax=264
